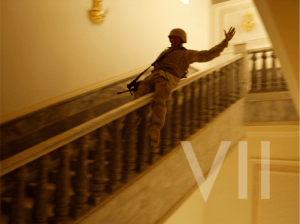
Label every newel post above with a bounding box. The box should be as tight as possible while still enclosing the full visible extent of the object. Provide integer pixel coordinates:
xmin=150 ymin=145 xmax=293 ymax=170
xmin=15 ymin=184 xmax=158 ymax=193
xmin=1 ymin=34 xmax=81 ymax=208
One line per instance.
xmin=234 ymin=43 xmax=248 ymax=97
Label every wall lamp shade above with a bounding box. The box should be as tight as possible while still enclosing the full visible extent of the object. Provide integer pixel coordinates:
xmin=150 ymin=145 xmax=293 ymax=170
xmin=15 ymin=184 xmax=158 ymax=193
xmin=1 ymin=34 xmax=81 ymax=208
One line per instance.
xmin=180 ymin=0 xmax=189 ymax=4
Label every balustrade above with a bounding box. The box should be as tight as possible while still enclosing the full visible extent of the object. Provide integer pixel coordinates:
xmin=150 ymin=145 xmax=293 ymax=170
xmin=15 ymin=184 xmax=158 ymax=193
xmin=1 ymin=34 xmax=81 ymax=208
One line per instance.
xmin=32 ymin=155 xmax=51 ymax=224
xmin=72 ymin=135 xmax=91 ymax=218
xmin=171 ymin=89 xmax=183 ymax=148
xmin=53 ymin=144 xmax=72 ymax=223
xmin=213 ymin=71 xmax=220 ymax=116
xmin=248 ymin=48 xmax=287 ymax=93
xmin=11 ymin=166 xmax=29 ymax=224
xmin=0 ymin=54 xmax=246 ymax=224
xmin=160 ymin=99 xmax=173 ymax=155
xmin=108 ymin=117 xmax=125 ymax=193
xmin=122 ymin=111 xmax=139 ymax=182
xmin=136 ymin=105 xmax=151 ymax=172
xmin=181 ymin=84 xmax=192 ymax=139
xmin=190 ymin=81 xmax=200 ymax=134
xmin=197 ymin=77 xmax=206 ymax=129
xmin=90 ymin=127 xmax=107 ymax=205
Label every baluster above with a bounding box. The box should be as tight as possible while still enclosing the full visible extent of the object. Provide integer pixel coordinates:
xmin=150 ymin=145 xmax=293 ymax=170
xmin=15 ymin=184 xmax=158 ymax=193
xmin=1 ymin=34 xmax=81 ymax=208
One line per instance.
xmin=108 ymin=117 xmax=125 ymax=193
xmin=250 ymin=53 xmax=258 ymax=92
xmin=160 ymin=98 xmax=173 ymax=155
xmin=232 ymin=62 xmax=238 ymax=103
xmin=10 ymin=166 xmax=29 ymax=224
xmin=72 ymin=135 xmax=91 ymax=218
xmin=32 ymin=155 xmax=51 ymax=224
xmin=190 ymin=81 xmax=200 ymax=133
xmin=226 ymin=64 xmax=234 ymax=103
xmin=235 ymin=60 xmax=241 ymax=99
xmin=223 ymin=66 xmax=230 ymax=108
xmin=206 ymin=75 xmax=212 ymax=122
xmin=196 ymin=78 xmax=205 ymax=129
xmin=200 ymin=77 xmax=208 ymax=126
xmin=90 ymin=127 xmax=107 ymax=205
xmin=181 ymin=84 xmax=192 ymax=139
xmin=0 ymin=179 xmax=5 ymax=218
xmin=210 ymin=72 xmax=217 ymax=118
xmin=218 ymin=68 xmax=225 ymax=113
xmin=213 ymin=71 xmax=220 ymax=116
xmin=136 ymin=105 xmax=151 ymax=172
xmin=53 ymin=144 xmax=72 ymax=223
xmin=271 ymin=52 xmax=278 ymax=91
xmin=123 ymin=111 xmax=139 ymax=183
xmin=171 ymin=89 xmax=183 ymax=148
xmin=149 ymin=146 xmax=160 ymax=165
xmin=261 ymin=51 xmax=268 ymax=92
xmin=226 ymin=63 xmax=234 ymax=104
xmin=280 ymin=73 xmax=288 ymax=91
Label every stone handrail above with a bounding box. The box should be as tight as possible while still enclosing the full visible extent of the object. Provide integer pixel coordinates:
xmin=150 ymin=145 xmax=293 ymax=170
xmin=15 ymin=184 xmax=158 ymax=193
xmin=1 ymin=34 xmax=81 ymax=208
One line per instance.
xmin=246 ymin=46 xmax=273 ymax=54
xmin=0 ymin=53 xmax=245 ymax=224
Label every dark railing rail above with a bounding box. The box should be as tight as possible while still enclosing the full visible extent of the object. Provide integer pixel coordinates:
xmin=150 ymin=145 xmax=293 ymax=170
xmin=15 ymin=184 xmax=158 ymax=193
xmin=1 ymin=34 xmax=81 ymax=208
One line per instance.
xmin=0 ymin=54 xmax=245 ymax=224
xmin=247 ymin=47 xmax=287 ymax=93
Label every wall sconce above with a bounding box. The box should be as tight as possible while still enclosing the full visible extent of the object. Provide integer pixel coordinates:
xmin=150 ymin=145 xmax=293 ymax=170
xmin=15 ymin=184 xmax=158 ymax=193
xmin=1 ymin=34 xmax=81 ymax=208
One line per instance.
xmin=242 ymin=13 xmax=255 ymax=31
xmin=180 ymin=0 xmax=189 ymax=4
xmin=89 ymin=0 xmax=107 ymax=24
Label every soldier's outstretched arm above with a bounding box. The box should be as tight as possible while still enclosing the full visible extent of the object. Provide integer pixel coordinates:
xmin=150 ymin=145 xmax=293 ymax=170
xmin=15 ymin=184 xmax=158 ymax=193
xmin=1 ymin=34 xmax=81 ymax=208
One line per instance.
xmin=188 ymin=27 xmax=236 ymax=63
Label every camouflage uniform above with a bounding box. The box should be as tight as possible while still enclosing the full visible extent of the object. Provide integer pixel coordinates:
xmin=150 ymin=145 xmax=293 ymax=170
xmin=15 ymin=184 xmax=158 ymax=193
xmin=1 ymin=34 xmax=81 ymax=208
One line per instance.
xmin=135 ymin=29 xmax=229 ymax=146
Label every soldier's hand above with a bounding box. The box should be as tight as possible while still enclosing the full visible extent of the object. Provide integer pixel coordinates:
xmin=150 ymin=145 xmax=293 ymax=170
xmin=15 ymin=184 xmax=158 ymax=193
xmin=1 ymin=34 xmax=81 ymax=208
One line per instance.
xmin=224 ymin=27 xmax=236 ymax=42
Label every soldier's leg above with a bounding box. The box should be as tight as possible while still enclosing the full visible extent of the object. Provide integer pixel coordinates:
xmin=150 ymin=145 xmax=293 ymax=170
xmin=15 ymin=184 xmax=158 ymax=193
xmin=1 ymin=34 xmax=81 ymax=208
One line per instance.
xmin=149 ymin=77 xmax=172 ymax=146
xmin=118 ymin=78 xmax=153 ymax=138
xmin=134 ymin=78 xmax=154 ymax=99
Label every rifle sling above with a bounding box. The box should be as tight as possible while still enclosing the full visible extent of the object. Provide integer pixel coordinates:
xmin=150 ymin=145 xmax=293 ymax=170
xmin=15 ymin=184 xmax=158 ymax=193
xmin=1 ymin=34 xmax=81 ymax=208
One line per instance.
xmin=130 ymin=47 xmax=185 ymax=85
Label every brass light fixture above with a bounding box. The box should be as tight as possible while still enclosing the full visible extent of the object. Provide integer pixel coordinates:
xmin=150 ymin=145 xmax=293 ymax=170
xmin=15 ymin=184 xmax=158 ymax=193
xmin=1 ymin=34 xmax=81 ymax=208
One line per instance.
xmin=89 ymin=0 xmax=107 ymax=24
xmin=242 ymin=13 xmax=255 ymax=31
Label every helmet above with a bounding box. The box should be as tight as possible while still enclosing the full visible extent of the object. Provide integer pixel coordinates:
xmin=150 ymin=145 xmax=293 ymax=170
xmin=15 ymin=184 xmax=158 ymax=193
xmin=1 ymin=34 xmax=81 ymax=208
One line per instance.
xmin=168 ymin=28 xmax=187 ymax=43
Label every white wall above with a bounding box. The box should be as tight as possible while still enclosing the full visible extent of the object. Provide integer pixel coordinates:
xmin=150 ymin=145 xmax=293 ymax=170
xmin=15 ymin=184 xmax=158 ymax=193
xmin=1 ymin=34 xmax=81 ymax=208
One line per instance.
xmin=210 ymin=0 xmax=271 ymax=54
xmin=1 ymin=0 xmax=210 ymax=118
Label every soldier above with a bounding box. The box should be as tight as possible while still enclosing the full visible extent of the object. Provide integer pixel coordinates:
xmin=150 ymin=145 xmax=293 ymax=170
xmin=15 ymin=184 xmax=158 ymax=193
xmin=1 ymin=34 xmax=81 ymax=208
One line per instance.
xmin=134 ymin=27 xmax=236 ymax=147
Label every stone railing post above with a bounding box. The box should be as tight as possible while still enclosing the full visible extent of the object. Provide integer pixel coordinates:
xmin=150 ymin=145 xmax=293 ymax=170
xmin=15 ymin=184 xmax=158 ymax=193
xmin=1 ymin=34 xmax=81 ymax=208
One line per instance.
xmin=213 ymin=70 xmax=220 ymax=116
xmin=136 ymin=105 xmax=151 ymax=172
xmin=32 ymin=155 xmax=51 ymax=224
xmin=197 ymin=77 xmax=205 ymax=128
xmin=234 ymin=43 xmax=248 ymax=97
xmin=190 ymin=80 xmax=200 ymax=133
xmin=10 ymin=166 xmax=29 ymax=224
xmin=122 ymin=111 xmax=139 ymax=182
xmin=261 ymin=51 xmax=268 ymax=91
xmin=53 ymin=144 xmax=73 ymax=223
xmin=171 ymin=89 xmax=184 ymax=148
xmin=271 ymin=52 xmax=278 ymax=91
xmin=90 ymin=127 xmax=107 ymax=205
xmin=108 ymin=117 xmax=125 ymax=193
xmin=72 ymin=135 xmax=92 ymax=218
xmin=181 ymin=84 xmax=192 ymax=139
xmin=160 ymin=98 xmax=173 ymax=155
xmin=250 ymin=52 xmax=258 ymax=92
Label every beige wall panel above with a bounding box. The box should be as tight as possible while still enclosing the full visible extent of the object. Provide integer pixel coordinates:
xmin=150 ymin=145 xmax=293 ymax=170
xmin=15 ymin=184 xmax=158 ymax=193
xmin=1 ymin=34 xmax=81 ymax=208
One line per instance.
xmin=1 ymin=0 xmax=211 ymax=116
xmin=250 ymin=160 xmax=299 ymax=224
xmin=210 ymin=0 xmax=271 ymax=53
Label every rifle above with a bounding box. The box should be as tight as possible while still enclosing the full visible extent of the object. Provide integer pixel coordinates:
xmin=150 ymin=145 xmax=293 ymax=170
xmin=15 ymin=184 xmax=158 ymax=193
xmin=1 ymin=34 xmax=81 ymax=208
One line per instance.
xmin=117 ymin=47 xmax=185 ymax=95
xmin=117 ymin=66 xmax=150 ymax=95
